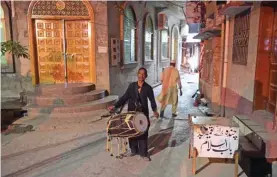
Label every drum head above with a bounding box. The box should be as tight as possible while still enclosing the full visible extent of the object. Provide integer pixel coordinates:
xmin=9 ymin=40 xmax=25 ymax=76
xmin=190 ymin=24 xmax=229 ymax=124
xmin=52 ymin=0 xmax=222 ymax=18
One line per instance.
xmin=133 ymin=113 xmax=148 ymax=133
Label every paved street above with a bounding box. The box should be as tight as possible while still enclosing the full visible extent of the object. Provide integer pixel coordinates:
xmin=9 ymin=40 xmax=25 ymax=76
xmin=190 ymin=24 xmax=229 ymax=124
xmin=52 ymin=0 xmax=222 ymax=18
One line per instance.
xmin=1 ymin=73 xmax=247 ymax=177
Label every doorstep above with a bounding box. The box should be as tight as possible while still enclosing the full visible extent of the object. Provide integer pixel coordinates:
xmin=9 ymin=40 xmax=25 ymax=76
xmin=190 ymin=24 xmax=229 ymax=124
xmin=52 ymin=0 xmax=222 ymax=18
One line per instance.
xmin=233 ymin=114 xmax=277 ymax=159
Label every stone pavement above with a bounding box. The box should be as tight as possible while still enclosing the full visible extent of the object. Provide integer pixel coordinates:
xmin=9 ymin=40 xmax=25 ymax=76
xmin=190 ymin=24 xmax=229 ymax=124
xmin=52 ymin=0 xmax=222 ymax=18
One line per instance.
xmin=1 ymin=73 xmax=249 ymax=177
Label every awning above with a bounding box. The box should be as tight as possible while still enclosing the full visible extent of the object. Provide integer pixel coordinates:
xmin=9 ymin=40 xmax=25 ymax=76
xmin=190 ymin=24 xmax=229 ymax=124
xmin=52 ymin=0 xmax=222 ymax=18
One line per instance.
xmin=219 ymin=2 xmax=252 ymax=17
xmin=193 ymin=27 xmax=221 ymax=40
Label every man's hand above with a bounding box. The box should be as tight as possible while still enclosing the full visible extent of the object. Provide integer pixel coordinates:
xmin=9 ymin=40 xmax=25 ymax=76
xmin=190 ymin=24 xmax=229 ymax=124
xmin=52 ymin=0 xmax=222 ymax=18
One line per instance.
xmin=180 ymin=89 xmax=183 ymax=96
xmin=153 ymin=111 xmax=159 ymax=118
xmin=108 ymin=105 xmax=115 ymax=112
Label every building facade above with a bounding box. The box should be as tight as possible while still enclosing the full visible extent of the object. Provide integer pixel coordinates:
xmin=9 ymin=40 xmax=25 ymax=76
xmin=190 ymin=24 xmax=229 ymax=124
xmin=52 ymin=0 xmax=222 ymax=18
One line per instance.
xmin=1 ymin=1 xmax=185 ymax=99
xmin=194 ymin=2 xmax=277 ymax=173
xmin=107 ymin=1 xmax=185 ymax=96
xmin=1 ymin=0 xmax=110 ymax=98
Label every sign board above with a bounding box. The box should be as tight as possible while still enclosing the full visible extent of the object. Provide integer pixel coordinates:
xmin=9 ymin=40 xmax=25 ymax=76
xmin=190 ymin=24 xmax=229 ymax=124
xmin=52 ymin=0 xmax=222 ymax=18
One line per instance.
xmin=189 ymin=115 xmax=240 ymax=176
xmin=193 ymin=124 xmax=239 ymax=158
xmin=191 ymin=116 xmax=239 ymax=159
xmin=98 ymin=46 xmax=107 ymax=53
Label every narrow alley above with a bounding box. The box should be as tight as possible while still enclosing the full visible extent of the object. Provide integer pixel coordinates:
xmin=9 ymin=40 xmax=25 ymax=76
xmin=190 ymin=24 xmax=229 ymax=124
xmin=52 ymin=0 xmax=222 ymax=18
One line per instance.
xmin=1 ymin=73 xmax=248 ymax=177
xmin=1 ymin=1 xmax=277 ymax=177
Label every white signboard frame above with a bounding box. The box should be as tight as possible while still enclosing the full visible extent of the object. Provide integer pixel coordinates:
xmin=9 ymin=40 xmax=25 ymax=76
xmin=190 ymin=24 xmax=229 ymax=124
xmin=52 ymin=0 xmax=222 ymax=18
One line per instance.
xmin=188 ymin=115 xmax=240 ymax=177
xmin=193 ymin=124 xmax=239 ymax=158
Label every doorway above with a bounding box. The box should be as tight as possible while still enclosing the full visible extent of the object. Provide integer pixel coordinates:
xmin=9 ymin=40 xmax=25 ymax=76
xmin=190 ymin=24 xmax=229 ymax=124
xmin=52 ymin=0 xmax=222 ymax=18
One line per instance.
xmin=35 ymin=20 xmax=92 ymax=84
xmin=28 ymin=0 xmax=95 ymax=85
xmin=254 ymin=6 xmax=277 ymax=114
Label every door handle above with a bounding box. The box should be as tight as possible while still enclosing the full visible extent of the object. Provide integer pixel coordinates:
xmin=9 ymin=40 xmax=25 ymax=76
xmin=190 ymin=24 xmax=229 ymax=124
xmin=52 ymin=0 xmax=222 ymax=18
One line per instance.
xmin=66 ymin=53 xmax=82 ymax=56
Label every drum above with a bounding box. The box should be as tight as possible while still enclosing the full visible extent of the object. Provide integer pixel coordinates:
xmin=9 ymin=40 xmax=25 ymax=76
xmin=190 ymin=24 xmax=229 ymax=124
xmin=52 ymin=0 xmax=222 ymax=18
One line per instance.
xmin=107 ymin=112 xmax=149 ymax=138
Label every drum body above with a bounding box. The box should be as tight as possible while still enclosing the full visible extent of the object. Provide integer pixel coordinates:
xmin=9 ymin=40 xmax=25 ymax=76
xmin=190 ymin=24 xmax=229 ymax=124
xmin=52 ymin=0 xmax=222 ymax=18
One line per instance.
xmin=107 ymin=112 xmax=148 ymax=138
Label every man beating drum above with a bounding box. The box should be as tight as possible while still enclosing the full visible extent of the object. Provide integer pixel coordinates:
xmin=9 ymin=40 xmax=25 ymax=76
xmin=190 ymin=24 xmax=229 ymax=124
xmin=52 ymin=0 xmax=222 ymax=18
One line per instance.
xmin=108 ymin=67 xmax=159 ymax=161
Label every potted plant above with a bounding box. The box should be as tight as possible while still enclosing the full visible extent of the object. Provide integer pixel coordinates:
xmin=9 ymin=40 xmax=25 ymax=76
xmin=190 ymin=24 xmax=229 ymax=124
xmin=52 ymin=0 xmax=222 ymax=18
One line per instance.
xmin=1 ymin=40 xmax=29 ymax=59
xmin=1 ymin=40 xmax=30 ymax=103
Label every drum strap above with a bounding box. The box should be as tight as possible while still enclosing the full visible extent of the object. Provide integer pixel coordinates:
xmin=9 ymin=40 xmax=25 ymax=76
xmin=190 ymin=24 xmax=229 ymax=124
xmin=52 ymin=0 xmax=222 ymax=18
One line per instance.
xmin=125 ymin=114 xmax=133 ymax=130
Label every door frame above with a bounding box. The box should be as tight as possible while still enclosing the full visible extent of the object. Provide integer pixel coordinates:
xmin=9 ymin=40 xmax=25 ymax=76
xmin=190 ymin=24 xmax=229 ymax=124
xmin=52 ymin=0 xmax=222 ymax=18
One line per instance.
xmin=27 ymin=0 xmax=95 ymax=85
xmin=253 ymin=5 xmax=277 ymax=113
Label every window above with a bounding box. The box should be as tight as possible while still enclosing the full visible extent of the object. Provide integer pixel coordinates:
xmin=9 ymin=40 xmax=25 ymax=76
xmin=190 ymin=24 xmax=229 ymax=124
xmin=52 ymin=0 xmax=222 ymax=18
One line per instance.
xmin=1 ymin=6 xmax=8 ymax=66
xmin=144 ymin=15 xmax=153 ymax=61
xmin=188 ymin=23 xmax=200 ymax=33
xmin=123 ymin=6 xmax=136 ymax=64
xmin=161 ymin=30 xmax=169 ymax=59
xmin=1 ymin=4 xmax=13 ymax=73
xmin=232 ymin=9 xmax=250 ymax=65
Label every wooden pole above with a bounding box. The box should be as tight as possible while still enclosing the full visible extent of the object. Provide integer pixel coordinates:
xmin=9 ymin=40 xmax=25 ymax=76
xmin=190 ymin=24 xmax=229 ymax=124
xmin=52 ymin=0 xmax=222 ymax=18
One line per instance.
xmin=234 ymin=151 xmax=239 ymax=177
xmin=192 ymin=148 xmax=197 ymax=175
xmin=188 ymin=114 xmax=192 ymax=159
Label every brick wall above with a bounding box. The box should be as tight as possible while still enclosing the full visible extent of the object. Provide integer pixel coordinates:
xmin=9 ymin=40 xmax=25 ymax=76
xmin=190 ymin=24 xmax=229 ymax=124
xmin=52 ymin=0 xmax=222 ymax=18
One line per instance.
xmin=200 ymin=37 xmax=222 ymax=113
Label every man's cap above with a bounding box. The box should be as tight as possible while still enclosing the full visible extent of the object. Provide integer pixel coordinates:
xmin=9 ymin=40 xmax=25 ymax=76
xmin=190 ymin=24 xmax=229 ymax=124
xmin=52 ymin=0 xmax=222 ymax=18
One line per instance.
xmin=170 ymin=60 xmax=176 ymax=64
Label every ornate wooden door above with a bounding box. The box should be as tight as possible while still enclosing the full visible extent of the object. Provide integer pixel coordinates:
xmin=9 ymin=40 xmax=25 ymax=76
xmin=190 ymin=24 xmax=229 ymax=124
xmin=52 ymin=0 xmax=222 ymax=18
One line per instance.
xmin=255 ymin=7 xmax=277 ymax=114
xmin=35 ymin=20 xmax=92 ymax=84
xmin=35 ymin=20 xmax=64 ymax=84
xmin=65 ymin=21 xmax=92 ymax=83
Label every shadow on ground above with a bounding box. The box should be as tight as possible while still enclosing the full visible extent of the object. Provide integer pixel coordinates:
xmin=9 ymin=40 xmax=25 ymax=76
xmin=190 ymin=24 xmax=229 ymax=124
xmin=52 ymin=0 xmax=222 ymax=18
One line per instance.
xmin=147 ymin=118 xmax=190 ymax=156
xmin=1 ymin=99 xmax=27 ymax=132
xmin=1 ymin=109 xmax=25 ymax=132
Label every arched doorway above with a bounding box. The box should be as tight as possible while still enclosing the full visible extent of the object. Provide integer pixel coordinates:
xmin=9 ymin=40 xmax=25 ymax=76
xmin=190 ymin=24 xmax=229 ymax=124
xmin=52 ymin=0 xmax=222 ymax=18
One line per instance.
xmin=27 ymin=0 xmax=95 ymax=85
xmin=171 ymin=25 xmax=180 ymax=70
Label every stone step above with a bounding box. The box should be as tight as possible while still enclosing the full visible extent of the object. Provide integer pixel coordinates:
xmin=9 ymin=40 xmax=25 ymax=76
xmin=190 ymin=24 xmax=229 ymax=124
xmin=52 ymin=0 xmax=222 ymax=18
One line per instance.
xmin=27 ymin=89 xmax=107 ymax=106
xmin=25 ymin=95 xmax=118 ymax=116
xmin=35 ymin=83 xmax=95 ymax=96
xmin=49 ymin=109 xmax=109 ymax=119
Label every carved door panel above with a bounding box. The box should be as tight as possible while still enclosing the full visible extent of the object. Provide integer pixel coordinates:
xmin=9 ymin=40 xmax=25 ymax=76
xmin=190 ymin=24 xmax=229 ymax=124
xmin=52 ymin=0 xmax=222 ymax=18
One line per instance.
xmin=35 ymin=20 xmax=92 ymax=84
xmin=65 ymin=21 xmax=91 ymax=83
xmin=269 ymin=9 xmax=277 ymax=113
xmin=35 ymin=20 xmax=64 ymax=83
